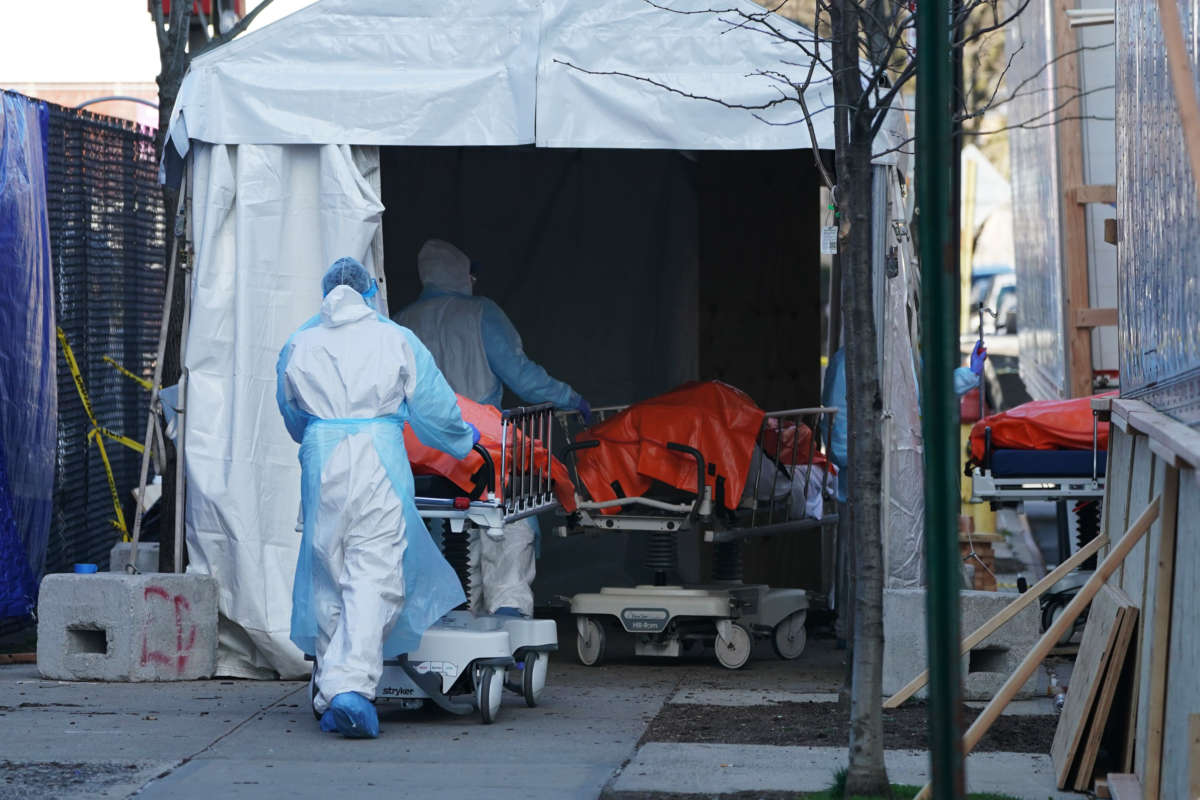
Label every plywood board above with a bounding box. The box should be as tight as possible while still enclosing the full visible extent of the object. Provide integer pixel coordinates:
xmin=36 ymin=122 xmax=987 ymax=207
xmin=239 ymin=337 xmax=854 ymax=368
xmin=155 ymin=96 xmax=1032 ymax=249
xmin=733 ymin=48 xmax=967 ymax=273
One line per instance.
xmin=1075 ymin=601 xmax=1140 ymax=790
xmin=1053 ymin=583 xmax=1135 ymax=788
xmin=1163 ymin=469 xmax=1200 ymax=800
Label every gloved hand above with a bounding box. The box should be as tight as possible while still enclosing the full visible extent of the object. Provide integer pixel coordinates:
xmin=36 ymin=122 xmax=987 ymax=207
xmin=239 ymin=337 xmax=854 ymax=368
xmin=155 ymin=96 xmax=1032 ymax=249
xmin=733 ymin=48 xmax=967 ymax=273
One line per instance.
xmin=970 ymin=340 xmax=987 ymax=375
xmin=467 ymin=422 xmax=481 ymax=445
xmin=577 ymin=397 xmax=593 ymax=426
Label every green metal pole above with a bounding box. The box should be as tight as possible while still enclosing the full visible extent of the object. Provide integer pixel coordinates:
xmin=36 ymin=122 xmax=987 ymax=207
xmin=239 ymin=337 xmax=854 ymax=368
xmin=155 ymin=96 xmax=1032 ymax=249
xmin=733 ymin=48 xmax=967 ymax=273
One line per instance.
xmin=917 ymin=0 xmax=966 ymax=793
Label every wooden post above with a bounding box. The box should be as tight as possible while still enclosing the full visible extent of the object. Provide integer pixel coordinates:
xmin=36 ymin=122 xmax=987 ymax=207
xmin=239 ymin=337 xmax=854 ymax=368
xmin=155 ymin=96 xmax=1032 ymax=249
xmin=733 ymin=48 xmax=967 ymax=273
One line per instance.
xmin=913 ymin=497 xmax=1162 ymax=800
xmin=884 ymin=531 xmax=1110 ymax=708
xmin=1053 ymin=0 xmax=1093 ymax=398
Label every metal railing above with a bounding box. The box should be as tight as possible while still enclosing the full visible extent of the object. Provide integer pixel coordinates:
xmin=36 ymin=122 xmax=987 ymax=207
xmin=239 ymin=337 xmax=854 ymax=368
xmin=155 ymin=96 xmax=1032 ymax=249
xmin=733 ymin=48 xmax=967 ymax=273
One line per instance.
xmin=746 ymin=406 xmax=840 ymax=527
xmin=499 ymin=402 xmax=558 ymax=520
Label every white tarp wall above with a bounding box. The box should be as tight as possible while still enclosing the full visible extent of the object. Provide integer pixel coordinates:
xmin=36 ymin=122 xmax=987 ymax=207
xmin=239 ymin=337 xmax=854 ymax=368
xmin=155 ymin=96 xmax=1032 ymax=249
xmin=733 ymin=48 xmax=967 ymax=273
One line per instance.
xmin=185 ymin=144 xmax=384 ymax=678
xmin=875 ymin=166 xmax=925 ymax=588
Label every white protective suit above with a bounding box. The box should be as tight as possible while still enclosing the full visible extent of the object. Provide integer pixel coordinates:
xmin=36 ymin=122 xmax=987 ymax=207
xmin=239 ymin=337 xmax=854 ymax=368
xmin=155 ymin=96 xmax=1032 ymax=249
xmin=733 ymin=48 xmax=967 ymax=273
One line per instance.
xmin=396 ymin=239 xmax=582 ymax=615
xmin=277 ymin=285 xmax=473 ymax=712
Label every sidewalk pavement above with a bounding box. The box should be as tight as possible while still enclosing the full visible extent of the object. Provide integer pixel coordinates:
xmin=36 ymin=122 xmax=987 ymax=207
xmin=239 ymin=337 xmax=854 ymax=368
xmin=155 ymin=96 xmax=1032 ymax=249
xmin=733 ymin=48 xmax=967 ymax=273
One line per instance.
xmin=0 ymin=637 xmax=1085 ymax=800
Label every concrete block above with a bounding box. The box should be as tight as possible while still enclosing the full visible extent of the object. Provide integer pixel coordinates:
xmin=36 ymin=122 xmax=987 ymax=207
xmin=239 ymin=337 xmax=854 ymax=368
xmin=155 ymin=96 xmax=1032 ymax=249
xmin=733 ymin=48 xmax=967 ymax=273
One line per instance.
xmin=883 ymin=588 xmax=1041 ymax=702
xmin=37 ymin=573 xmax=218 ymax=681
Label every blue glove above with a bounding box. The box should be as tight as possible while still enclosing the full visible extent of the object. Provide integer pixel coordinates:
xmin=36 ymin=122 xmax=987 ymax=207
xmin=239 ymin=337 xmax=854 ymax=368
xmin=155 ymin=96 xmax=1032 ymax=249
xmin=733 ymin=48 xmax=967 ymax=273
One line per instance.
xmin=970 ymin=340 xmax=987 ymax=375
xmin=577 ymin=398 xmax=593 ymax=426
xmin=467 ymin=422 xmax=481 ymax=445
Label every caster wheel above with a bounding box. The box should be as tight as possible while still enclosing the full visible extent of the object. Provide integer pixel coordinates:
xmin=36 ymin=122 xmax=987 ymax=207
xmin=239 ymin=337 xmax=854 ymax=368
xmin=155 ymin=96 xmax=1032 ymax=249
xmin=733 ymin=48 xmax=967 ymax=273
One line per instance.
xmin=1044 ymin=599 xmax=1083 ymax=647
xmin=475 ymin=664 xmax=503 ymax=724
xmin=576 ymin=616 xmax=606 ymax=666
xmin=522 ymin=650 xmax=548 ymax=707
xmin=714 ymin=623 xmax=752 ymax=670
xmin=309 ymin=658 xmax=321 ymax=720
xmin=771 ymin=611 xmax=808 ymax=660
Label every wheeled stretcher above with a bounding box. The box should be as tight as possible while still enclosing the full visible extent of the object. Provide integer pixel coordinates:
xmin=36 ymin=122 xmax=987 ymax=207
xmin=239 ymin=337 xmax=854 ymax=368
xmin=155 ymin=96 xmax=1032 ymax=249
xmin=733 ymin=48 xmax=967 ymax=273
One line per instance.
xmin=966 ymin=399 xmax=1110 ymax=643
xmin=310 ymin=403 xmax=561 ymax=725
xmin=556 ymin=398 xmax=840 ymax=669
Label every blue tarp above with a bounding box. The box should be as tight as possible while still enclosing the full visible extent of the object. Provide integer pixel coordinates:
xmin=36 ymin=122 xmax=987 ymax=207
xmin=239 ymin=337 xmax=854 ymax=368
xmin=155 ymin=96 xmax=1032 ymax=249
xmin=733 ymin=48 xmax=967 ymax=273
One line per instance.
xmin=0 ymin=92 xmax=55 ymax=620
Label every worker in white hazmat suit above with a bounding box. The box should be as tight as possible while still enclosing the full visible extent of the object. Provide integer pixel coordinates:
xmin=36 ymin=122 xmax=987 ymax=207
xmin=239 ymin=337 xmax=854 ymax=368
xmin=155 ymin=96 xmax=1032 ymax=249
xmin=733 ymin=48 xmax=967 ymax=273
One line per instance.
xmin=395 ymin=239 xmax=590 ymax=617
xmin=277 ymin=257 xmax=480 ymax=738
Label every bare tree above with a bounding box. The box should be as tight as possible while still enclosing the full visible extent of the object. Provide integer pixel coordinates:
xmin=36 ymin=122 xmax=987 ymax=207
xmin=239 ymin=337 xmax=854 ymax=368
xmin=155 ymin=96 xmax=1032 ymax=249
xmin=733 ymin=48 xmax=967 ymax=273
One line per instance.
xmin=148 ymin=0 xmax=276 ymax=570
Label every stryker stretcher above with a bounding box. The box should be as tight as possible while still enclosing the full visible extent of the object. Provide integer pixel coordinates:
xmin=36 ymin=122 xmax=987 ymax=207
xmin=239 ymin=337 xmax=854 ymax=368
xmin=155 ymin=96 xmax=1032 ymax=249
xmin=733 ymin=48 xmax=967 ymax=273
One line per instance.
xmin=555 ymin=398 xmax=839 ymax=669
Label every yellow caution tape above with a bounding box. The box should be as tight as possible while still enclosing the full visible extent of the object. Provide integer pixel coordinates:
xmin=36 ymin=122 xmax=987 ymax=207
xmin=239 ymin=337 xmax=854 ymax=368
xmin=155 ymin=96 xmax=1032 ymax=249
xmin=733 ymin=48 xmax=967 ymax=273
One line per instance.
xmin=102 ymin=356 xmax=154 ymax=391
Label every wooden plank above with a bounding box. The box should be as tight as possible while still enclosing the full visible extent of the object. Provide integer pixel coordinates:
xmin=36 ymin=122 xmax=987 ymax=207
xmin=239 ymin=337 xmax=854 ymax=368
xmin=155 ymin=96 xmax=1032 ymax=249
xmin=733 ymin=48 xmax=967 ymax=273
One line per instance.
xmin=1103 ymin=428 xmax=1135 ymax=564
xmin=1076 ymin=601 xmax=1140 ymax=791
xmin=882 ymin=532 xmax=1109 ymax=708
xmin=1162 ymin=469 xmax=1200 ymax=800
xmin=1190 ymin=714 xmax=1200 ymax=800
xmin=1095 ymin=777 xmax=1112 ymax=798
xmin=1052 ymin=0 xmax=1091 ymax=399
xmin=1069 ymin=184 xmax=1118 ymax=204
xmin=1054 ymin=583 xmax=1134 ymax=789
xmin=0 ymin=653 xmax=35 ymax=665
xmin=1156 ymin=0 xmax=1200 ymax=196
xmin=911 ymin=498 xmax=1162 ymax=800
xmin=1124 ymin=406 xmax=1200 ymax=472
xmin=1104 ymin=218 xmax=1118 ymax=245
xmin=1140 ymin=466 xmax=1178 ymax=799
xmin=1133 ymin=459 xmax=1172 ymax=788
xmin=1148 ymin=437 xmax=1180 ymax=469
xmin=1122 ymin=437 xmax=1156 ymax=604
xmin=1075 ymin=307 xmax=1119 ymax=328
xmin=1108 ymin=773 xmax=1144 ymax=800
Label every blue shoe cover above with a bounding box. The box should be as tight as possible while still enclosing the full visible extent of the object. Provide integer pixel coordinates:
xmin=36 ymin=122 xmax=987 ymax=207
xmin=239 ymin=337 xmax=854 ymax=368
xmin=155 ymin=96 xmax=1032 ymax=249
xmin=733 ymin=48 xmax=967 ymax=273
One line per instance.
xmin=494 ymin=607 xmax=526 ymax=618
xmin=329 ymin=692 xmax=380 ymax=739
xmin=319 ymin=710 xmax=338 ymax=733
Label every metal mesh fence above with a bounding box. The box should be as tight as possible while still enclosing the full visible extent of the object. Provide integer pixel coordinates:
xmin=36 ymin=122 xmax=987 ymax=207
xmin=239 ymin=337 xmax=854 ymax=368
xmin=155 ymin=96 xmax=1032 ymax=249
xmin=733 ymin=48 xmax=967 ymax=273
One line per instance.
xmin=43 ymin=105 xmax=166 ymax=576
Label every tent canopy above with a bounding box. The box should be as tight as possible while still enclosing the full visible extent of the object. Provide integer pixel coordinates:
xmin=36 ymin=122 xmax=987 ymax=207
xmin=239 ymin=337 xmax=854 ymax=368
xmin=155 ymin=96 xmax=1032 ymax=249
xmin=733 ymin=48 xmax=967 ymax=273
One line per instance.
xmin=167 ymin=0 xmax=904 ymax=159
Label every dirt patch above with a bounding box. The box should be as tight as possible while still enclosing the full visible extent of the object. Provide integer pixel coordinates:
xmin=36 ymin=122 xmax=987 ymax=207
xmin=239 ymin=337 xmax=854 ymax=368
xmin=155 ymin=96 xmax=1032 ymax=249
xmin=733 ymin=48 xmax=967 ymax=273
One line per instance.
xmin=641 ymin=701 xmax=1055 ymax=754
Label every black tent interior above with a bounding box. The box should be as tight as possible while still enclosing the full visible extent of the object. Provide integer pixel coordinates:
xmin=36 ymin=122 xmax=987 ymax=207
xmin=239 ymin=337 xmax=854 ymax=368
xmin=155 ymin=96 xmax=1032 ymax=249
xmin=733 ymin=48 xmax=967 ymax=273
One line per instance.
xmin=379 ymin=146 xmax=830 ymax=603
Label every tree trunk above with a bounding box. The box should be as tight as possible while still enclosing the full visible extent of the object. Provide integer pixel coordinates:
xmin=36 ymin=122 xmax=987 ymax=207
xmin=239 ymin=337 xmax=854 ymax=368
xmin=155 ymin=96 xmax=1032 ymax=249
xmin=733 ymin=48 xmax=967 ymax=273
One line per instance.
xmin=153 ymin=22 xmax=189 ymax=573
xmin=832 ymin=0 xmax=890 ymax=794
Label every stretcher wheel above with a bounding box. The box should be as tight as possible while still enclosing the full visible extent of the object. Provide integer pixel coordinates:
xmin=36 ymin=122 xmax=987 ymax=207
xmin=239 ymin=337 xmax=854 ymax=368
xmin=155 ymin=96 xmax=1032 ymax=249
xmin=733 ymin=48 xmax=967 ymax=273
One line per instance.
xmin=522 ymin=650 xmax=548 ymax=707
xmin=1043 ymin=598 xmax=1083 ymax=647
xmin=576 ymin=617 xmax=606 ymax=667
xmin=714 ymin=623 xmax=752 ymax=670
xmin=771 ymin=611 xmax=808 ymax=660
xmin=476 ymin=664 xmax=503 ymax=724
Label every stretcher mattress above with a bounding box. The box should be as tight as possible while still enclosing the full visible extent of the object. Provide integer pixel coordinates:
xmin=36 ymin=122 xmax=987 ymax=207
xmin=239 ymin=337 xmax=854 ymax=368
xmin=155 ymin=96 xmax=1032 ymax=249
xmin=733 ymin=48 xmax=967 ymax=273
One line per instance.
xmin=574 ymin=381 xmax=766 ymax=513
xmin=989 ymin=449 xmax=1107 ymax=478
xmin=969 ymin=391 xmax=1116 ymax=463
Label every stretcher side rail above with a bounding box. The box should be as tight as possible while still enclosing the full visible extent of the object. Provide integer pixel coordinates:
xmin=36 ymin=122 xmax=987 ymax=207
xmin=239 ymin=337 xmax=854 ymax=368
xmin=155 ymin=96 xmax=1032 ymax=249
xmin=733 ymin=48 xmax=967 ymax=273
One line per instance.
xmin=413 ymin=402 xmax=562 ymax=530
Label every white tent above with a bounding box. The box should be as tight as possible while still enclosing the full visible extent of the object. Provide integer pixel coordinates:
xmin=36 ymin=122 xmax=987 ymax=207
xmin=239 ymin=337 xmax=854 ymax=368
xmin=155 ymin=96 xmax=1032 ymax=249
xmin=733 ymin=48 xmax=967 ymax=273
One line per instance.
xmin=166 ymin=0 xmax=920 ymax=679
